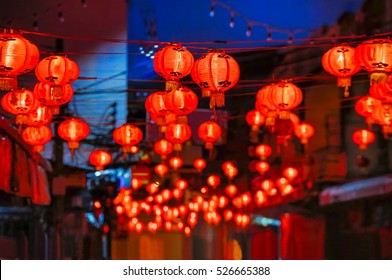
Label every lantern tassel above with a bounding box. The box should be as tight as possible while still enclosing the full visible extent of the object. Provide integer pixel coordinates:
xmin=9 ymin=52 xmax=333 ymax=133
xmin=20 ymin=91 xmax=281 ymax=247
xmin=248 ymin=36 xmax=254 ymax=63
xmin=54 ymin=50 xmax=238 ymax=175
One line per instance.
xmin=210 ymin=92 xmax=225 ymax=109
xmin=343 ymin=86 xmax=349 ymax=98
xmin=0 ymin=76 xmax=17 ymax=91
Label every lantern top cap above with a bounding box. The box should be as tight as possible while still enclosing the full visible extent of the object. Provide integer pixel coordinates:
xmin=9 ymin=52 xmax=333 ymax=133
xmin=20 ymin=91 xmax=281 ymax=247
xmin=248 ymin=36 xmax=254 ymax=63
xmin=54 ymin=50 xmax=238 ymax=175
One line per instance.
xmin=0 ymin=27 xmax=21 ymax=35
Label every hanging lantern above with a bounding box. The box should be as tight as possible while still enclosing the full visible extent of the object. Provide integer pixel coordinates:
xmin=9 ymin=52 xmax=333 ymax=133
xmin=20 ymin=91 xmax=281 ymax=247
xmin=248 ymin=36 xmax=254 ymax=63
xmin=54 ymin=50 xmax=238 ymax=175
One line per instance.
xmin=254 ymin=190 xmax=266 ymax=207
xmin=0 ymin=29 xmax=39 ymax=91
xmin=246 ymin=110 xmax=265 ymax=143
xmin=58 ymin=118 xmax=90 ymax=155
xmin=222 ymin=161 xmax=237 ymax=179
xmin=165 ymin=87 xmax=198 ymax=123
xmin=154 ymin=163 xmax=169 ymax=177
xmin=207 ymin=174 xmax=220 ymax=189
xmin=223 ymin=209 xmax=233 ymax=221
xmin=269 ymin=81 xmax=302 ymax=119
xmin=283 ymin=167 xmax=299 ymax=181
xmin=234 ymin=213 xmax=250 ymax=229
xmin=198 ymin=120 xmax=221 ymax=153
xmin=355 ymin=96 xmax=380 ymax=126
xmin=33 ymin=82 xmax=74 ymax=115
xmin=289 ymin=112 xmax=300 ymax=128
xmin=146 ymin=182 xmax=159 ymax=195
xmin=165 ymin=123 xmax=191 ymax=151
xmin=322 ymin=44 xmax=361 ymax=97
xmin=168 ymin=156 xmax=183 ymax=169
xmin=352 ymin=129 xmax=375 ymax=150
xmin=24 ymin=105 xmax=52 ymax=127
xmin=193 ymin=158 xmax=206 ymax=172
xmin=191 ymin=49 xmax=240 ymax=108
xmin=174 ymin=178 xmax=188 ymax=190
xmin=369 ymin=81 xmax=392 ymax=102
xmin=280 ymin=184 xmax=294 ymax=196
xmin=172 ymin=188 xmax=184 ymax=200
xmin=224 ymin=184 xmax=238 ymax=197
xmin=153 ymin=139 xmax=173 ymax=160
xmin=153 ymin=44 xmax=194 ymax=91
xmin=113 ymin=124 xmax=143 ymax=155
xmin=255 ymin=144 xmax=272 ymax=160
xmin=294 ymin=122 xmax=315 ymax=144
xmin=255 ymin=161 xmax=270 ymax=175
xmin=89 ymin=150 xmax=112 ymax=170
xmin=1 ymin=89 xmax=39 ymax=126
xmin=145 ymin=91 xmax=169 ymax=126
xmin=22 ymin=126 xmax=52 ymax=152
xmin=260 ymin=179 xmax=275 ymax=192
xmin=355 ymin=38 xmax=392 ymax=85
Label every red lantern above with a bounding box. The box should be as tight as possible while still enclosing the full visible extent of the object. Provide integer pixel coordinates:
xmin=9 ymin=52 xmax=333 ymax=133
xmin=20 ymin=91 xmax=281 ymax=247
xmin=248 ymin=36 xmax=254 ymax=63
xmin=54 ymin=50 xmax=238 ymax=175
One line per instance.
xmin=255 ymin=144 xmax=272 ymax=160
xmin=352 ymin=129 xmax=375 ymax=150
xmin=58 ymin=118 xmax=90 ymax=155
xmin=153 ymin=44 xmax=194 ymax=91
xmin=256 ymin=84 xmax=276 ymax=111
xmin=1 ymin=89 xmax=38 ymax=125
xmin=0 ymin=29 xmax=39 ymax=91
xmin=165 ymin=123 xmax=191 ymax=151
xmin=165 ymin=87 xmax=198 ymax=123
xmin=191 ymin=50 xmax=240 ymax=108
xmin=234 ymin=213 xmax=250 ymax=229
xmin=280 ymin=184 xmax=294 ymax=196
xmin=172 ymin=189 xmax=184 ymax=200
xmin=269 ymin=81 xmax=302 ymax=119
xmin=355 ymin=96 xmax=380 ymax=125
xmin=89 ymin=150 xmax=112 ymax=170
xmin=246 ymin=110 xmax=265 ymax=131
xmin=283 ymin=167 xmax=299 ymax=181
xmin=255 ymin=161 xmax=270 ymax=175
xmin=22 ymin=126 xmax=52 ymax=152
xmin=294 ymin=122 xmax=315 ymax=144
xmin=260 ymin=179 xmax=275 ymax=192
xmin=154 ymin=163 xmax=169 ymax=176
xmin=24 ymin=105 xmax=52 ymax=127
xmin=113 ymin=124 xmax=143 ymax=155
xmin=33 ymin=82 xmax=74 ymax=115
xmin=254 ymin=190 xmax=266 ymax=207
xmin=355 ymin=39 xmax=392 ymax=85
xmin=174 ymin=178 xmax=188 ymax=190
xmin=146 ymin=182 xmax=159 ymax=195
xmin=207 ymin=174 xmax=220 ymax=189
xmin=369 ymin=81 xmax=392 ymax=102
xmin=193 ymin=158 xmax=206 ymax=172
xmin=223 ymin=209 xmax=233 ymax=221
xmin=198 ymin=121 xmax=221 ymax=151
xmin=322 ymin=44 xmax=361 ymax=97
xmin=154 ymin=139 xmax=173 ymax=160
xmin=225 ymin=184 xmax=238 ymax=197
xmin=168 ymin=156 xmax=183 ymax=169
xmin=145 ymin=91 xmax=168 ymax=126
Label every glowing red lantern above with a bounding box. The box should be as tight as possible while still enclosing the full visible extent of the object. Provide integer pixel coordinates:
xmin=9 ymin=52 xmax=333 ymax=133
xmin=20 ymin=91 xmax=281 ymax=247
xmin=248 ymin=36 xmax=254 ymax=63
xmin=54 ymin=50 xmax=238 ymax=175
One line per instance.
xmin=254 ymin=190 xmax=266 ymax=207
xmin=165 ymin=123 xmax=192 ymax=151
xmin=255 ymin=161 xmax=270 ymax=175
xmin=352 ymin=129 xmax=375 ymax=150
xmin=153 ymin=44 xmax=194 ymax=91
xmin=154 ymin=163 xmax=169 ymax=176
xmin=322 ymin=44 xmax=361 ymax=97
xmin=0 ymin=29 xmax=39 ymax=91
xmin=33 ymin=82 xmax=74 ymax=115
xmin=369 ymin=82 xmax=392 ymax=101
xmin=1 ymin=89 xmax=38 ymax=125
xmin=225 ymin=184 xmax=238 ymax=197
xmin=223 ymin=209 xmax=233 ymax=221
xmin=193 ymin=158 xmax=206 ymax=172
xmin=198 ymin=121 xmax=222 ymax=151
xmin=24 ymin=105 xmax=52 ymax=127
xmin=222 ymin=161 xmax=238 ymax=179
xmin=234 ymin=213 xmax=250 ymax=229
xmin=191 ymin=50 xmax=240 ymax=108
xmin=22 ymin=126 xmax=52 ymax=152
xmin=355 ymin=39 xmax=392 ymax=85
xmin=172 ymin=188 xmax=184 ymax=200
xmin=283 ymin=167 xmax=299 ymax=181
xmin=154 ymin=139 xmax=173 ymax=159
xmin=260 ymin=179 xmax=275 ymax=192
xmin=255 ymin=144 xmax=272 ymax=160
xmin=168 ymin=156 xmax=183 ymax=169
xmin=165 ymin=87 xmax=198 ymax=123
xmin=146 ymin=182 xmax=159 ymax=195
xmin=246 ymin=110 xmax=266 ymax=132
xmin=113 ymin=124 xmax=143 ymax=155
xmin=145 ymin=91 xmax=168 ymax=126
xmin=207 ymin=174 xmax=220 ymax=189
xmin=89 ymin=150 xmax=112 ymax=170
xmin=58 ymin=118 xmax=90 ymax=155
xmin=174 ymin=178 xmax=188 ymax=190
xmin=355 ymin=96 xmax=380 ymax=125
xmin=294 ymin=122 xmax=315 ymax=144
xmin=256 ymin=84 xmax=275 ymax=112
xmin=269 ymin=81 xmax=302 ymax=118
xmin=280 ymin=184 xmax=294 ymax=196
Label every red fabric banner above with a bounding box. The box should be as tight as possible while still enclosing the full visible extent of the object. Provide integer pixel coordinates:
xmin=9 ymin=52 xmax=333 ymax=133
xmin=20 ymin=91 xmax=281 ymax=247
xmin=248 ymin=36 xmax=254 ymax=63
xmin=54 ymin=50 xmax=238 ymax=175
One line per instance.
xmin=0 ymin=133 xmax=12 ymax=193
xmin=251 ymin=229 xmax=278 ymax=260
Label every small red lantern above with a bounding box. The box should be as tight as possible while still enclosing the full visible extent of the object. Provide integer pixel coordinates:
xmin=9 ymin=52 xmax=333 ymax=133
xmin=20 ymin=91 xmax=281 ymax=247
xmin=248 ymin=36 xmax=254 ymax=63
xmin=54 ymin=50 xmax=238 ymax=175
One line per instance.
xmin=352 ymin=129 xmax=375 ymax=150
xmin=153 ymin=44 xmax=194 ymax=91
xmin=255 ymin=161 xmax=270 ymax=175
xmin=165 ymin=87 xmax=198 ymax=123
xmin=168 ymin=156 xmax=183 ymax=169
xmin=1 ymin=89 xmax=38 ymax=125
xmin=246 ymin=110 xmax=266 ymax=131
xmin=260 ymin=179 xmax=275 ymax=192
xmin=223 ymin=209 xmax=233 ymax=221
xmin=254 ymin=190 xmax=266 ymax=207
xmin=207 ymin=174 xmax=221 ymax=189
xmin=33 ymin=82 xmax=74 ymax=115
xmin=165 ymin=123 xmax=192 ymax=151
xmin=294 ymin=122 xmax=315 ymax=144
xmin=198 ymin=120 xmax=222 ymax=151
xmin=193 ymin=158 xmax=206 ymax=172
xmin=255 ymin=144 xmax=272 ymax=160
xmin=174 ymin=178 xmax=188 ymax=190
xmin=191 ymin=50 xmax=240 ymax=108
xmin=269 ymin=81 xmax=302 ymax=119
xmin=355 ymin=96 xmax=380 ymax=125
xmin=225 ymin=184 xmax=238 ymax=197
xmin=355 ymin=39 xmax=392 ymax=85
xmin=22 ymin=126 xmax=52 ymax=152
xmin=283 ymin=167 xmax=299 ymax=181
xmin=154 ymin=163 xmax=169 ymax=176
xmin=369 ymin=81 xmax=392 ymax=101
xmin=322 ymin=44 xmax=361 ymax=97
xmin=256 ymin=84 xmax=275 ymax=111
xmin=172 ymin=188 xmax=184 ymax=200
xmin=154 ymin=139 xmax=173 ymax=160
xmin=58 ymin=118 xmax=90 ymax=155
xmin=234 ymin=213 xmax=250 ymax=229
xmin=113 ymin=124 xmax=143 ymax=155
xmin=145 ymin=91 xmax=168 ymax=126
xmin=89 ymin=150 xmax=112 ymax=170
xmin=24 ymin=105 xmax=52 ymax=127
xmin=146 ymin=182 xmax=159 ymax=195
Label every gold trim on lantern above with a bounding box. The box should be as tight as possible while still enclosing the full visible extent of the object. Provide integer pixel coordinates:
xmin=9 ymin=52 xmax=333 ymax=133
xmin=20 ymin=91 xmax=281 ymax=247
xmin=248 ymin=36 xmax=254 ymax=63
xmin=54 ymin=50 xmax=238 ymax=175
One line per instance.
xmin=49 ymin=106 xmax=60 ymax=115
xmin=205 ymin=142 xmax=214 ymax=150
xmin=210 ymin=91 xmax=225 ymax=108
xmin=68 ymin=141 xmax=79 ymax=149
xmin=173 ymin=143 xmax=182 ymax=151
xmin=165 ymin=80 xmax=180 ymax=92
xmin=370 ymin=72 xmax=388 ymax=86
xmin=177 ymin=115 xmax=188 ymax=124
xmin=0 ymin=76 xmax=17 ymax=91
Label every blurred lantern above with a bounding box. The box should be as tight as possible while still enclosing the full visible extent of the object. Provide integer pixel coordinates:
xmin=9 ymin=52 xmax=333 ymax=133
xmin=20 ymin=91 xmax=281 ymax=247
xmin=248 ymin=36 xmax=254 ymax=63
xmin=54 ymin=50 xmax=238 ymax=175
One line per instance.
xmin=161 ymin=189 xmax=172 ymax=201
xmin=131 ymin=178 xmax=142 ymax=190
xmin=165 ymin=87 xmax=198 ymax=123
xmin=234 ymin=213 xmax=250 ymax=229
xmin=268 ymin=188 xmax=278 ymax=196
xmin=24 ymin=105 xmax=52 ymax=127
xmin=172 ymin=188 xmax=184 ymax=200
xmin=280 ymin=184 xmax=294 ymax=196
xmin=246 ymin=110 xmax=266 ymax=142
xmin=355 ymin=95 xmax=381 ymax=126
xmin=58 ymin=118 xmax=90 ymax=155
xmin=267 ymin=118 xmax=294 ymax=145
xmin=256 ymin=84 xmax=275 ymax=111
xmin=241 ymin=192 xmax=252 ymax=207
xmin=255 ymin=144 xmax=272 ymax=160
xmin=184 ymin=226 xmax=192 ymax=237
xmin=225 ymin=184 xmax=238 ymax=197
xmin=294 ymin=122 xmax=315 ymax=144
xmin=255 ymin=161 xmax=270 ymax=175
xmin=154 ymin=163 xmax=169 ymax=176
xmin=0 ymin=29 xmax=39 ymax=91
xmin=254 ymin=190 xmax=266 ymax=207
xmin=289 ymin=112 xmax=301 ymax=128
xmin=113 ymin=124 xmax=143 ymax=155
xmin=146 ymin=182 xmax=159 ymax=195
xmin=145 ymin=91 xmax=168 ymax=126
xmin=164 ymin=221 xmax=172 ymax=231
xmin=22 ymin=126 xmax=52 ymax=152
xmin=135 ymin=222 xmax=144 ymax=233
xmin=200 ymin=186 xmax=208 ymax=194
xmin=371 ymin=103 xmax=392 ymax=138
xmin=89 ymin=150 xmax=112 ymax=170
xmin=165 ymin=123 xmax=192 ymax=151
xmin=322 ymin=44 xmax=360 ymax=97
xmin=260 ymin=179 xmax=275 ymax=192
xmin=218 ymin=196 xmax=229 ymax=208
xmin=207 ymin=174 xmax=221 ymax=189
xmin=223 ymin=209 xmax=233 ymax=221
xmin=352 ymin=129 xmax=375 ymax=150
xmin=174 ymin=178 xmax=188 ymax=190
xmin=369 ymin=81 xmax=392 ymax=102
xmin=153 ymin=139 xmax=173 ymax=160
xmin=198 ymin=121 xmax=222 ymax=154
xmin=269 ymin=81 xmax=302 ymax=119
xmin=283 ymin=167 xmax=299 ymax=181
xmin=153 ymin=44 xmax=194 ymax=91
xmin=168 ymin=156 xmax=183 ymax=169
xmin=1 ymin=89 xmax=38 ymax=126
xmin=222 ymin=161 xmax=238 ymax=180
xmin=193 ymin=158 xmax=207 ymax=172
xmin=355 ymin=39 xmax=392 ymax=85
xmin=33 ymin=82 xmax=74 ymax=115
xmin=191 ymin=49 xmax=240 ymax=108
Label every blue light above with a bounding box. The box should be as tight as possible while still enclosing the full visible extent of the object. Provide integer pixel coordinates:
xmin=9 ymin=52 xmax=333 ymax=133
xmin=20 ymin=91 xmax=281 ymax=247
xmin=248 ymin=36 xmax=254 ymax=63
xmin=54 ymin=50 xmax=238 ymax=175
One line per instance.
xmin=95 ymin=171 xmax=101 ymax=176
xmin=251 ymin=215 xmax=281 ymax=227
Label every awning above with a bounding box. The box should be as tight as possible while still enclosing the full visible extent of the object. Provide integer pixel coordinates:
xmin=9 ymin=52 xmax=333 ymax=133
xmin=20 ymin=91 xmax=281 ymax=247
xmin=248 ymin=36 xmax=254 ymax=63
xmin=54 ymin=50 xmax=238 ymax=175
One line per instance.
xmin=319 ymin=175 xmax=392 ymax=205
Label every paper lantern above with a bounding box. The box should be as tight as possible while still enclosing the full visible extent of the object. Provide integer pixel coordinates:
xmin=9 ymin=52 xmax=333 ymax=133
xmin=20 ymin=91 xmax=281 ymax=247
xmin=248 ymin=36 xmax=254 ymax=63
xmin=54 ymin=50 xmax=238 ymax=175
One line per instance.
xmin=198 ymin=120 xmax=221 ymax=150
xmin=207 ymin=174 xmax=220 ymax=189
xmin=165 ymin=123 xmax=191 ymax=151
xmin=113 ymin=124 xmax=143 ymax=154
xmin=89 ymin=150 xmax=112 ymax=170
xmin=234 ymin=213 xmax=250 ymax=229
xmin=283 ymin=167 xmax=299 ymax=181
xmin=153 ymin=139 xmax=173 ymax=160
xmin=255 ymin=161 xmax=270 ymax=175
xmin=145 ymin=91 xmax=168 ymax=126
xmin=355 ymin=95 xmax=380 ymax=125
xmin=369 ymin=81 xmax=392 ymax=101
xmin=191 ymin=50 xmax=240 ymax=108
xmin=269 ymin=81 xmax=302 ymax=119
xmin=254 ymin=190 xmax=266 ymax=207
xmin=22 ymin=126 xmax=52 ymax=152
xmin=224 ymin=184 xmax=238 ymax=197
xmin=0 ymin=29 xmax=39 ymax=91
xmin=33 ymin=82 xmax=74 ymax=115
xmin=355 ymin=38 xmax=392 ymax=85
xmin=153 ymin=44 xmax=194 ymax=91
xmin=255 ymin=144 xmax=272 ymax=160
xmin=24 ymin=105 xmax=52 ymax=127
xmin=352 ymin=129 xmax=375 ymax=150
xmin=193 ymin=158 xmax=206 ymax=172
xmin=322 ymin=44 xmax=360 ymax=97
xmin=1 ymin=89 xmax=38 ymax=125
xmin=165 ymin=87 xmax=198 ymax=123
xmin=246 ymin=110 xmax=266 ymax=142
xmin=168 ymin=156 xmax=183 ymax=169
xmin=260 ymin=179 xmax=275 ymax=192
xmin=174 ymin=178 xmax=188 ymax=190
xmin=223 ymin=209 xmax=233 ymax=221
xmin=371 ymin=103 xmax=392 ymax=138
xmin=294 ymin=122 xmax=315 ymax=144
xmin=58 ymin=118 xmax=90 ymax=155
